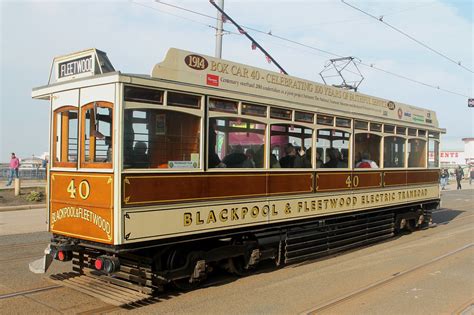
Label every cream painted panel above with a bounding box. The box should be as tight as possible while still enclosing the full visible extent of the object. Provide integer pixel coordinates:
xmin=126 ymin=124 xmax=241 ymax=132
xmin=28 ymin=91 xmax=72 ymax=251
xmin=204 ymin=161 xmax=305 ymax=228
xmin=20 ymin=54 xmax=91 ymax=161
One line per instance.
xmin=123 ymin=185 xmax=439 ymax=243
xmin=52 ymin=89 xmax=79 ymax=111
xmin=80 ymin=84 xmax=115 ymax=106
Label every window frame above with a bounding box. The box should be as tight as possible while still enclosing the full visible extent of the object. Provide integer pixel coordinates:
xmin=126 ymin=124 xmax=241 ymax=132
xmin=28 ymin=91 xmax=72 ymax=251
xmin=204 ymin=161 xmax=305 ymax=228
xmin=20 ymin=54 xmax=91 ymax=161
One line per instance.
xmin=407 ymin=137 xmax=428 ymax=168
xmin=269 ymin=123 xmax=314 ymax=170
xmin=80 ymin=101 xmax=114 ymax=169
xmin=382 ymin=135 xmax=407 ymax=169
xmin=315 ymin=127 xmax=352 ymax=171
xmin=122 ymin=103 xmax=204 ymax=172
xmin=52 ymin=105 xmax=79 ymax=168
xmin=353 ymin=129 xmax=382 ymax=170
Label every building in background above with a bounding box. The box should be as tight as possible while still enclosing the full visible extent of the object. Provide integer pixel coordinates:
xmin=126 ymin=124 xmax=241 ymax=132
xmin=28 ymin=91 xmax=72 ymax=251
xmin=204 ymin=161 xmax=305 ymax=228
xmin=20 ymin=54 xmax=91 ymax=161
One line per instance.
xmin=462 ymin=138 xmax=474 ymax=165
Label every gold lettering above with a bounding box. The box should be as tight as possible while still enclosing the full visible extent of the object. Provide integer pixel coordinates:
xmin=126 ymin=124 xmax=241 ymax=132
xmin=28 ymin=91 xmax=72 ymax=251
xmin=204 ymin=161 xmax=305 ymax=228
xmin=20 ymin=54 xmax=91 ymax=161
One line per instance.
xmin=231 ymin=208 xmax=239 ymax=220
xmin=196 ymin=211 xmax=204 ymax=225
xmin=262 ymin=205 xmax=269 ymax=217
xmin=219 ymin=209 xmax=228 ymax=222
xmin=207 ymin=210 xmax=217 ymax=224
xmin=251 ymin=206 xmax=259 ymax=218
xmin=241 ymin=207 xmax=249 ymax=219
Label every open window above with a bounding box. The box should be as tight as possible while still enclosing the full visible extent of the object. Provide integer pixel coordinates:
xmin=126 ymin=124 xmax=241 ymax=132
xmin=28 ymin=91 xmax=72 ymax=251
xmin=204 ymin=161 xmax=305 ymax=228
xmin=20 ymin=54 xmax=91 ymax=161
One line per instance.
xmin=208 ymin=118 xmax=265 ymax=169
xmin=354 ymin=133 xmax=381 ymax=168
xmin=316 ymin=129 xmax=350 ymax=168
xmin=80 ymin=101 xmax=113 ymax=168
xmin=270 ymin=124 xmax=312 ymax=168
xmin=123 ymin=109 xmax=201 ymax=169
xmin=52 ymin=106 xmax=78 ymax=167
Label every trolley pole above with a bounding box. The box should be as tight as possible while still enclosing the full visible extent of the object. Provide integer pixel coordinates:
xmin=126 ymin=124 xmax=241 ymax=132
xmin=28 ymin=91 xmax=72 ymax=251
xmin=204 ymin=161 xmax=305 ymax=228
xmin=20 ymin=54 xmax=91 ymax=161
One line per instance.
xmin=215 ymin=0 xmax=224 ymax=58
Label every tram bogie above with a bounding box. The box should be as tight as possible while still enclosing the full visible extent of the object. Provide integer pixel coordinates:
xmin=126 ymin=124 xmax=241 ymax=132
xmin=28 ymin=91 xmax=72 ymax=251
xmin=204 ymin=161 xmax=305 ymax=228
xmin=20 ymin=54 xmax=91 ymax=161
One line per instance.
xmin=31 ymin=48 xmax=443 ymax=293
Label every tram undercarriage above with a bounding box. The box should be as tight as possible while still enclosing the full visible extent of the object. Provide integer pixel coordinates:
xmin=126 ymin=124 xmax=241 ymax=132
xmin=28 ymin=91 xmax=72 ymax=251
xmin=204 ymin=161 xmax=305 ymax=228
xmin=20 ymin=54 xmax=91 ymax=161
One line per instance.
xmin=44 ymin=199 xmax=439 ymax=294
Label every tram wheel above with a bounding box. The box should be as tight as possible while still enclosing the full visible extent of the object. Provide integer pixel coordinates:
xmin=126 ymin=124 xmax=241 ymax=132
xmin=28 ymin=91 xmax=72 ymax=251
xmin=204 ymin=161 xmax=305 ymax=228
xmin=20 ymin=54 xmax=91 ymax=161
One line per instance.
xmin=226 ymin=236 xmax=258 ymax=276
xmin=167 ymin=248 xmax=203 ymax=291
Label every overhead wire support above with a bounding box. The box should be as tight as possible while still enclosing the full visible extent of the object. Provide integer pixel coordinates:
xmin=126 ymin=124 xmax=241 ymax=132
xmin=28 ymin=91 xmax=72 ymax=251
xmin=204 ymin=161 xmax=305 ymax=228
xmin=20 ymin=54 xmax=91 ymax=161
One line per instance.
xmin=341 ymin=0 xmax=473 ymax=74
xmin=146 ymin=0 xmax=470 ymax=98
xmin=209 ymin=0 xmax=288 ymax=75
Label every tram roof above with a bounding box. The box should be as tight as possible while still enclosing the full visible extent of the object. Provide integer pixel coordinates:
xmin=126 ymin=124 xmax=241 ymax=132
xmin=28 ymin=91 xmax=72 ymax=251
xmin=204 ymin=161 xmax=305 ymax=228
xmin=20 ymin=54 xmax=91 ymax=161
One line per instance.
xmin=32 ymin=48 xmax=442 ymax=130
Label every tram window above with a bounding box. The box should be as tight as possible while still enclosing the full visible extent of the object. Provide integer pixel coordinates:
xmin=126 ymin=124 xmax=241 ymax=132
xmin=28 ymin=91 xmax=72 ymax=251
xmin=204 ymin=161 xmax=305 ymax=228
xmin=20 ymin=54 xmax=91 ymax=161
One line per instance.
xmin=396 ymin=127 xmax=406 ymax=135
xmin=209 ymin=98 xmax=238 ymax=113
xmin=242 ymin=103 xmax=267 ymax=117
xmin=123 ymin=109 xmax=200 ymax=169
xmin=354 ymin=133 xmax=381 ymax=168
xmin=208 ymin=118 xmax=265 ymax=169
xmin=408 ymin=139 xmax=426 ymax=167
xmin=384 ymin=125 xmax=395 ymax=133
xmin=355 ymin=120 xmax=369 ymax=130
xmin=408 ymin=128 xmax=417 ymax=136
xmin=383 ymin=136 xmax=405 ymax=168
xmin=316 ymin=129 xmax=350 ymax=168
xmin=53 ymin=107 xmax=78 ymax=167
xmin=317 ymin=115 xmax=334 ymax=126
xmin=336 ymin=117 xmax=351 ymax=128
xmin=270 ymin=108 xmax=292 ymax=120
xmin=370 ymin=123 xmax=382 ymax=132
xmin=270 ymin=125 xmax=312 ymax=168
xmin=167 ymin=92 xmax=201 ymax=109
xmin=295 ymin=111 xmax=314 ymax=123
xmin=429 ymin=131 xmax=440 ymax=139
xmin=428 ymin=138 xmax=439 ymax=168
xmin=82 ymin=103 xmax=113 ymax=166
xmin=418 ymin=129 xmax=426 ymax=137
xmin=124 ymin=86 xmax=163 ymax=104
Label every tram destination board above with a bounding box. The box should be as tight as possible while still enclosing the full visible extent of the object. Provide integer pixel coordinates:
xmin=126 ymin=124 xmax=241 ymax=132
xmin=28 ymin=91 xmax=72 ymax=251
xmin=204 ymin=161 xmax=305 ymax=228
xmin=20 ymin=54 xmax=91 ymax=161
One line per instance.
xmin=58 ymin=55 xmax=93 ymax=79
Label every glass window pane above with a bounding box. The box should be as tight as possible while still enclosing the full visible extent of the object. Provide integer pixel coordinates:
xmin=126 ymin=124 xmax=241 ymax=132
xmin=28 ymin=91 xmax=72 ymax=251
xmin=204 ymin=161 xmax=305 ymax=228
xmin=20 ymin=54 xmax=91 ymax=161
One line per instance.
xmin=84 ymin=106 xmax=113 ymax=164
xmin=271 ymin=125 xmax=312 ymax=168
xmin=316 ymin=129 xmax=350 ymax=168
xmin=408 ymin=128 xmax=417 ymax=136
xmin=336 ymin=117 xmax=351 ymax=128
xmin=355 ymin=120 xmax=369 ymax=130
xmin=408 ymin=139 xmax=426 ymax=167
xmin=418 ymin=129 xmax=426 ymax=137
xmin=242 ymin=103 xmax=267 ymax=117
xmin=167 ymin=92 xmax=201 ymax=109
xmin=54 ymin=109 xmax=78 ymax=165
xmin=209 ymin=98 xmax=238 ymax=113
xmin=370 ymin=122 xmax=382 ymax=132
xmin=384 ymin=125 xmax=395 ymax=133
xmin=396 ymin=127 xmax=406 ymax=135
xmin=384 ymin=136 xmax=405 ymax=168
xmin=295 ymin=111 xmax=314 ymax=123
xmin=124 ymin=86 xmax=163 ymax=104
xmin=270 ymin=108 xmax=292 ymax=120
xmin=317 ymin=115 xmax=334 ymax=126
xmin=354 ymin=133 xmax=380 ymax=168
xmin=428 ymin=139 xmax=439 ymax=168
xmin=209 ymin=118 xmax=265 ymax=168
xmin=123 ymin=109 xmax=200 ymax=169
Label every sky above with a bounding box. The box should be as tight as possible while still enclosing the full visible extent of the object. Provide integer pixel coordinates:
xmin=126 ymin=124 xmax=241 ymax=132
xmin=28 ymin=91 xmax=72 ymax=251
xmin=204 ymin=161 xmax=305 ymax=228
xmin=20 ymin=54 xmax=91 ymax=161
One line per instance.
xmin=0 ymin=0 xmax=473 ymax=162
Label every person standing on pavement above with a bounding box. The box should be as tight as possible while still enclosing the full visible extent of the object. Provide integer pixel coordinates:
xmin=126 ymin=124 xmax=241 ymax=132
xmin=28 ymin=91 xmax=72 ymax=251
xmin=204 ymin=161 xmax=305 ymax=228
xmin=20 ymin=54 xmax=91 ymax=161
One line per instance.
xmin=469 ymin=165 xmax=474 ymax=185
xmin=440 ymin=168 xmax=448 ymax=190
xmin=6 ymin=152 xmax=20 ymax=186
xmin=454 ymin=165 xmax=464 ymax=190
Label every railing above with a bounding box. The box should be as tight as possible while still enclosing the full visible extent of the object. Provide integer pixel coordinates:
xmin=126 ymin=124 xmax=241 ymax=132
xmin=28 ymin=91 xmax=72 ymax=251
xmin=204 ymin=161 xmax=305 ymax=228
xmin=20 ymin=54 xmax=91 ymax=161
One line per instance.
xmin=0 ymin=167 xmax=47 ymax=180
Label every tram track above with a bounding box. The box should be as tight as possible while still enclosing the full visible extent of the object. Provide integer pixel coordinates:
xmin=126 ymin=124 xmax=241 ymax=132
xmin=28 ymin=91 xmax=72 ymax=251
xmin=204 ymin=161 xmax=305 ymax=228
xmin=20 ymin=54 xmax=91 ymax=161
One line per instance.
xmin=301 ymin=243 xmax=474 ymax=314
xmin=0 ymin=285 xmax=63 ymax=300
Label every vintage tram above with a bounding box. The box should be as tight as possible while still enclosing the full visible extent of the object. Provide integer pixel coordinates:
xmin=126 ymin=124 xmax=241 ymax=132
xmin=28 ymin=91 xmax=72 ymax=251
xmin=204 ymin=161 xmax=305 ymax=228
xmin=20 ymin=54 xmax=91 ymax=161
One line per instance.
xmin=31 ymin=48 xmax=443 ymax=293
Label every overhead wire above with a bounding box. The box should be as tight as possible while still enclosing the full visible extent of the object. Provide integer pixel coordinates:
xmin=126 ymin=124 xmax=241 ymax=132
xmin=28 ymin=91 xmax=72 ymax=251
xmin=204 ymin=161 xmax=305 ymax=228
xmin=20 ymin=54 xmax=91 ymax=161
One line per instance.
xmin=341 ymin=0 xmax=473 ymax=74
xmin=135 ymin=0 xmax=470 ymax=98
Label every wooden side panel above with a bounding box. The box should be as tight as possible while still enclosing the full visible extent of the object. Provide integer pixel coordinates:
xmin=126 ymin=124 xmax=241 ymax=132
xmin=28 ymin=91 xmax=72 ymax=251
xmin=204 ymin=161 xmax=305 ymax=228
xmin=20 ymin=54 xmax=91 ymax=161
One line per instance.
xmin=407 ymin=170 xmax=439 ymax=184
xmin=123 ymin=174 xmax=267 ymax=206
xmin=50 ymin=172 xmax=114 ymax=244
xmin=267 ymin=173 xmax=313 ymax=195
xmin=383 ymin=171 xmax=407 ymax=187
xmin=352 ymin=172 xmax=382 ymax=190
xmin=315 ymin=172 xmax=351 ymax=192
